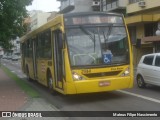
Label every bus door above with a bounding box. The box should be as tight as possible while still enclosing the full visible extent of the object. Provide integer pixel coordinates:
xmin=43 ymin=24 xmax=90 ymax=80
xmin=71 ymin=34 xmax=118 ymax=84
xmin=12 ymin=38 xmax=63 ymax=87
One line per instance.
xmin=53 ymin=29 xmax=64 ymax=90
xmin=32 ymin=38 xmax=37 ymax=79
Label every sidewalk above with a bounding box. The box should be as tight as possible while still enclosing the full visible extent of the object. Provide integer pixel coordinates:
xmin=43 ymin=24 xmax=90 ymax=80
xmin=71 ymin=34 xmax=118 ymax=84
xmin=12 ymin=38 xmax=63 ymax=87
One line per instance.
xmin=0 ymin=68 xmax=68 ymax=120
xmin=0 ymin=68 xmax=28 ymax=111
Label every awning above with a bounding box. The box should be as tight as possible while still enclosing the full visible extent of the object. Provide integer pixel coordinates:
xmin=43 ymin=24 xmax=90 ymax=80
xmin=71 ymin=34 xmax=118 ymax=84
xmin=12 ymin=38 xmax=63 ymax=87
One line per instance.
xmin=142 ymin=36 xmax=160 ymax=42
xmin=125 ymin=14 xmax=160 ymax=25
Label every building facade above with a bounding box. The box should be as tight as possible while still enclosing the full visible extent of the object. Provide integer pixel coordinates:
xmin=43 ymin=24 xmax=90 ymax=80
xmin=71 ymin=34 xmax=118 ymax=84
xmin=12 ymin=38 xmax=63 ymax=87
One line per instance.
xmin=29 ymin=10 xmax=51 ymax=31
xmin=57 ymin=0 xmax=100 ymax=13
xmin=100 ymin=0 xmax=160 ymax=67
xmin=125 ymin=0 xmax=160 ymax=66
xmin=100 ymin=0 xmax=128 ymax=14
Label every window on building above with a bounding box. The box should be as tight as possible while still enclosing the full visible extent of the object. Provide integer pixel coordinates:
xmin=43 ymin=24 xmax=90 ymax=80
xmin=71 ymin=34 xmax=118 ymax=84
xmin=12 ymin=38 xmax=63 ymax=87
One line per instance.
xmin=102 ymin=0 xmax=118 ymax=11
xmin=129 ymin=0 xmax=141 ymax=4
xmin=144 ymin=23 xmax=157 ymax=37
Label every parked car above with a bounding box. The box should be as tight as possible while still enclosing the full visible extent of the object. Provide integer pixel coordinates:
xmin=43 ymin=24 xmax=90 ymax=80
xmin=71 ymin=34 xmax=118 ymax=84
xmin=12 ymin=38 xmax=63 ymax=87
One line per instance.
xmin=2 ymin=55 xmax=7 ymax=59
xmin=136 ymin=53 xmax=160 ymax=88
xmin=11 ymin=53 xmax=21 ymax=61
xmin=11 ymin=55 xmax=18 ymax=61
xmin=7 ymin=55 xmax=12 ymax=60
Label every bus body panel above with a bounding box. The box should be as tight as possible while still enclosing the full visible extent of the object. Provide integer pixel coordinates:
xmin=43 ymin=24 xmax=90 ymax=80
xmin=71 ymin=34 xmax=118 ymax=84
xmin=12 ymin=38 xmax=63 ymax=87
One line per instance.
xmin=65 ymin=77 xmax=132 ymax=94
xmin=36 ymin=59 xmax=48 ymax=86
xmin=63 ymin=64 xmax=133 ymax=94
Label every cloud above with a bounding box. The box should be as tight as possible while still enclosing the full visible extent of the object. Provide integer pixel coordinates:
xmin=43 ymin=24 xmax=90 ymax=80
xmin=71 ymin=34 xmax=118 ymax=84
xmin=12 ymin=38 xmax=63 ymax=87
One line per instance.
xmin=26 ymin=0 xmax=60 ymax=12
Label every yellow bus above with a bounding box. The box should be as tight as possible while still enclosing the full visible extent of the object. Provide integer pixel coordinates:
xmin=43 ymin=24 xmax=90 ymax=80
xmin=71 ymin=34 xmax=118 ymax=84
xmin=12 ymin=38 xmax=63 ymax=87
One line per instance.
xmin=20 ymin=12 xmax=133 ymax=95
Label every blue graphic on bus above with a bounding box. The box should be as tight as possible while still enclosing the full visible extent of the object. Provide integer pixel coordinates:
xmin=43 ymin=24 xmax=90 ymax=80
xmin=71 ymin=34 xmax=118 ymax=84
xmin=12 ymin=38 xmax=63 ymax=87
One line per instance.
xmin=103 ymin=54 xmax=112 ymax=64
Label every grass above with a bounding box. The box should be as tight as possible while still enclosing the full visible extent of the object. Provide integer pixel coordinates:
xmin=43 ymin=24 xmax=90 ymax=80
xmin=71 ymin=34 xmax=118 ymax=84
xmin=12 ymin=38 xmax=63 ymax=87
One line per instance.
xmin=1 ymin=65 xmax=40 ymax=98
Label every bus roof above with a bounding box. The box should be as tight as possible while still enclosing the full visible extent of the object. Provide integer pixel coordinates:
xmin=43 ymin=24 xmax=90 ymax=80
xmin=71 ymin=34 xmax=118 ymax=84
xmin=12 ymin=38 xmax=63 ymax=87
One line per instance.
xmin=20 ymin=14 xmax=63 ymax=43
xmin=20 ymin=12 xmax=123 ymax=43
xmin=64 ymin=12 xmax=123 ymax=17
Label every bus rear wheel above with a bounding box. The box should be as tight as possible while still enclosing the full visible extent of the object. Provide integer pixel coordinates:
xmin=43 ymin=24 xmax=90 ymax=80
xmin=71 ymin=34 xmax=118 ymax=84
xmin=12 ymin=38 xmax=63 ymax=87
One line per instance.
xmin=26 ymin=66 xmax=32 ymax=81
xmin=47 ymin=72 xmax=57 ymax=94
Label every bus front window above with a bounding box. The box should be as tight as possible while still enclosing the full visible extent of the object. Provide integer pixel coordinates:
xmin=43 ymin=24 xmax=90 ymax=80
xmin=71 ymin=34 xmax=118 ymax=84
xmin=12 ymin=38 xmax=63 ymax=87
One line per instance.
xmin=66 ymin=25 xmax=129 ymax=67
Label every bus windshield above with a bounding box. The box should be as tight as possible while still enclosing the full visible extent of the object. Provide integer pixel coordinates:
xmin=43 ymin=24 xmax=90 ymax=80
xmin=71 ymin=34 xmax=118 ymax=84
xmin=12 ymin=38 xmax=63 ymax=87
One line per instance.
xmin=66 ymin=25 xmax=129 ymax=67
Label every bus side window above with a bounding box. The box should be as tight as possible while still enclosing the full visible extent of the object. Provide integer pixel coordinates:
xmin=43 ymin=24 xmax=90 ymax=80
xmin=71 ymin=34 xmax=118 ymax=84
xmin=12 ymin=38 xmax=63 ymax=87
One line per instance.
xmin=44 ymin=30 xmax=52 ymax=58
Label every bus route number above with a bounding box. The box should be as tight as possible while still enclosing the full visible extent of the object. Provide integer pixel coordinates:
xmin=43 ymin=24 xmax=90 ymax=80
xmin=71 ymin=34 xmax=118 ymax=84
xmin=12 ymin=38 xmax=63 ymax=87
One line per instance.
xmin=82 ymin=69 xmax=91 ymax=74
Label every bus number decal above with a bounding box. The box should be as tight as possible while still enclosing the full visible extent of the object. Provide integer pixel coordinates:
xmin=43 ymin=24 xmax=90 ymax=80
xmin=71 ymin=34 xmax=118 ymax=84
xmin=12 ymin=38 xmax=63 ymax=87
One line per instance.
xmin=111 ymin=67 xmax=123 ymax=71
xmin=82 ymin=69 xmax=91 ymax=74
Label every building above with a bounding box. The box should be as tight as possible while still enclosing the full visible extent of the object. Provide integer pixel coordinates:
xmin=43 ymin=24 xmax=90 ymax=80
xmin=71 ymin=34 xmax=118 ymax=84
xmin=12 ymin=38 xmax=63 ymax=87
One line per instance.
xmin=23 ymin=16 xmax=31 ymax=32
xmin=100 ymin=0 xmax=128 ymax=14
xmin=29 ymin=10 xmax=51 ymax=31
xmin=47 ymin=12 xmax=58 ymax=21
xmin=125 ymin=0 xmax=160 ymax=66
xmin=57 ymin=0 xmax=100 ymax=13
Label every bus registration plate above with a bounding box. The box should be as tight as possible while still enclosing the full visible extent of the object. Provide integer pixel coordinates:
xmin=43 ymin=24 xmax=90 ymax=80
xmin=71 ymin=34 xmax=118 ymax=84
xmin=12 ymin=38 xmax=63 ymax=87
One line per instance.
xmin=99 ymin=81 xmax=110 ymax=87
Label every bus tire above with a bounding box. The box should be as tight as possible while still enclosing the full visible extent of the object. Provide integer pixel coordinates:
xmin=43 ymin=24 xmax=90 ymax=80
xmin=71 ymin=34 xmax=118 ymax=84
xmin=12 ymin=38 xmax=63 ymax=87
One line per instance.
xmin=47 ymin=71 xmax=57 ymax=95
xmin=26 ymin=66 xmax=32 ymax=82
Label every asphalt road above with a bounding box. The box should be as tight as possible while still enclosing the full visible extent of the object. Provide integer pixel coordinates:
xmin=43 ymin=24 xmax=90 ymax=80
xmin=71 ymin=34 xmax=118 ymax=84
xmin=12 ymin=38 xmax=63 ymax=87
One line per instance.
xmin=1 ymin=59 xmax=160 ymax=120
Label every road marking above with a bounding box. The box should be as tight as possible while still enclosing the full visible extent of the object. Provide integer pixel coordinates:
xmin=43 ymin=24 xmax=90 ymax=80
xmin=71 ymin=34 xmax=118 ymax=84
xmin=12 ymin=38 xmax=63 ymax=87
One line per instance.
xmin=117 ymin=90 xmax=160 ymax=104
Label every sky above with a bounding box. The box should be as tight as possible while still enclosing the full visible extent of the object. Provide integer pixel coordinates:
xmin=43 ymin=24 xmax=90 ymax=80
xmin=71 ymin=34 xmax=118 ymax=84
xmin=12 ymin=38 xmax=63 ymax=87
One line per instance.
xmin=26 ymin=0 xmax=60 ymax=12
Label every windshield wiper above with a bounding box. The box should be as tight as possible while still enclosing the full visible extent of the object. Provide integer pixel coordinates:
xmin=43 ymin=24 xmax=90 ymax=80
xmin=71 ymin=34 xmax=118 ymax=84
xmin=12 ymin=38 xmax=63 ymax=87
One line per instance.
xmin=104 ymin=24 xmax=113 ymax=46
xmin=79 ymin=25 xmax=96 ymax=52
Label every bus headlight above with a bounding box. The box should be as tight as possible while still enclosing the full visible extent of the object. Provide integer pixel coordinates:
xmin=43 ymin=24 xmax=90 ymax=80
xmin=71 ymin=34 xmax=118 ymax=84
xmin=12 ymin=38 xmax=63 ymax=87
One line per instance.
xmin=121 ymin=67 xmax=130 ymax=76
xmin=72 ymin=72 xmax=85 ymax=80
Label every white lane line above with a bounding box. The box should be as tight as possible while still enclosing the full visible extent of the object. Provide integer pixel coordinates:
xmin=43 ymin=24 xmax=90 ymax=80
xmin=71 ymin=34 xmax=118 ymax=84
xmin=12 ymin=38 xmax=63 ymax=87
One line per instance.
xmin=117 ymin=90 xmax=160 ymax=104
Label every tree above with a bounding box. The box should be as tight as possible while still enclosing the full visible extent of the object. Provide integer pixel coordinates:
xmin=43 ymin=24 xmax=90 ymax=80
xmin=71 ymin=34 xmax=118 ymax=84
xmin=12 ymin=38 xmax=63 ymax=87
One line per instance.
xmin=0 ymin=0 xmax=32 ymax=49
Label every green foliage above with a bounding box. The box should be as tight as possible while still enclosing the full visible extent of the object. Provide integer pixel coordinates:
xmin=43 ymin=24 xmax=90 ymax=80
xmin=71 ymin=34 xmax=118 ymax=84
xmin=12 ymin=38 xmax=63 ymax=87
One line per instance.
xmin=0 ymin=0 xmax=32 ymax=49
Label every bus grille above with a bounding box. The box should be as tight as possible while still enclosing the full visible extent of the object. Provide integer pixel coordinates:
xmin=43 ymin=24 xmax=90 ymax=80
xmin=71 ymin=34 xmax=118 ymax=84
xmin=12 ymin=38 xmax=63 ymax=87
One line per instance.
xmin=84 ymin=71 xmax=121 ymax=78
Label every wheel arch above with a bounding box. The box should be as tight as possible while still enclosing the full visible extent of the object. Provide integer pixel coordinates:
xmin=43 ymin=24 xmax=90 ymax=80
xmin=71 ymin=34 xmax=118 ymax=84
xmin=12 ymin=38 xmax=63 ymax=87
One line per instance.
xmin=46 ymin=68 xmax=52 ymax=86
